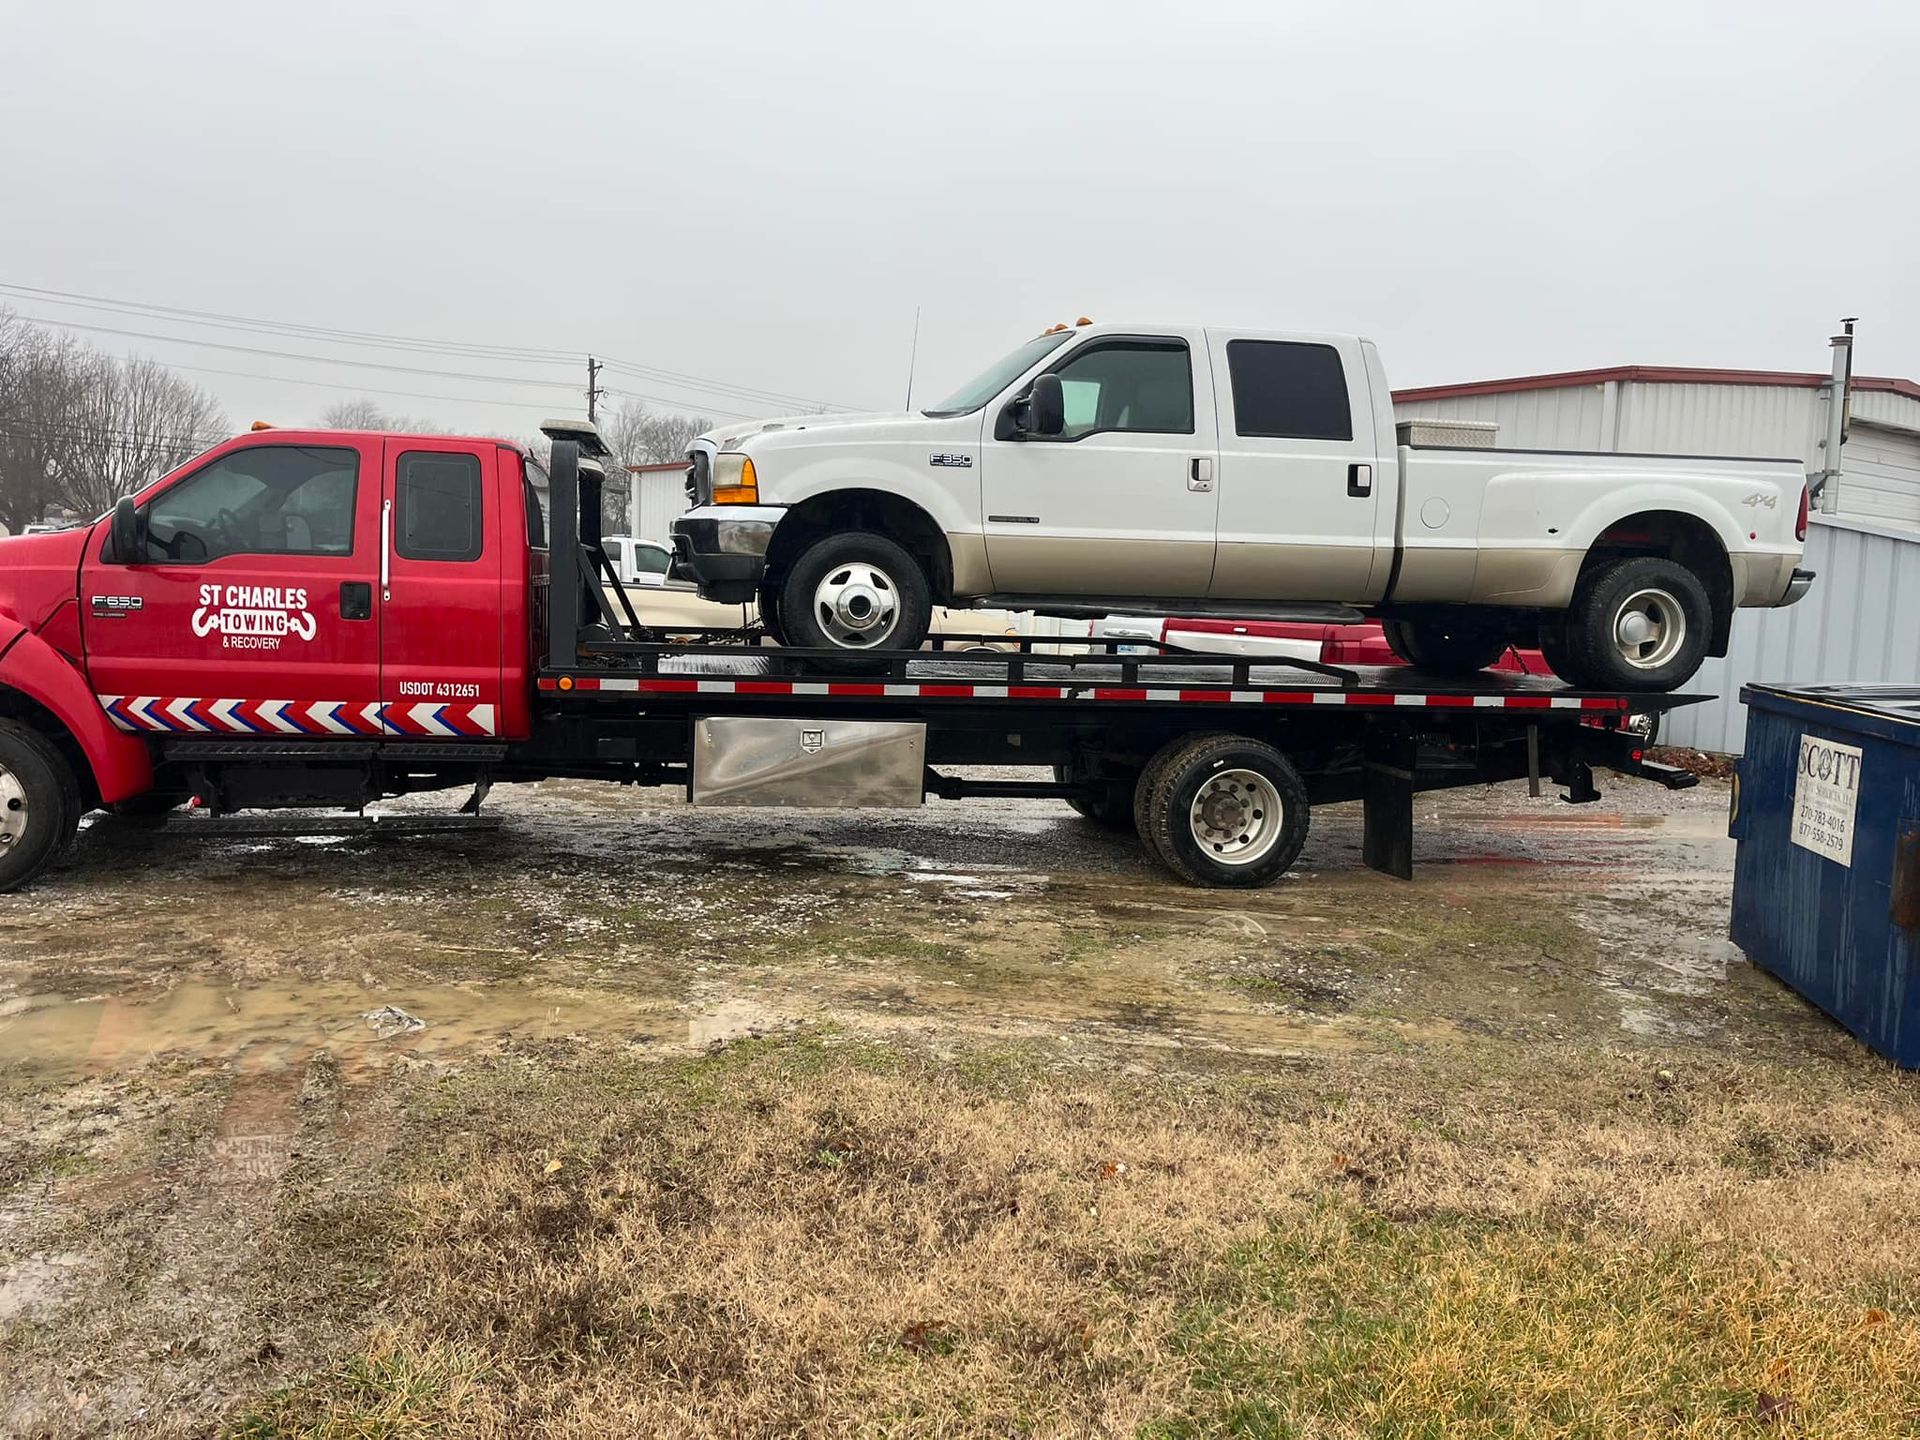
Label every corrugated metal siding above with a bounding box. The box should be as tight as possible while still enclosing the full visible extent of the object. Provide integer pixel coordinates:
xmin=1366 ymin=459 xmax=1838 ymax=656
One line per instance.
xmin=1391 ymin=384 xmax=1608 ymax=450
xmin=1832 ymin=424 xmax=1920 ymax=530
xmin=1661 ymin=518 xmax=1920 ymax=754
xmin=1851 ymin=389 xmax=1920 ymax=436
xmin=629 ymin=471 xmax=690 ymax=545
xmin=1613 ymin=382 xmax=1818 ymax=462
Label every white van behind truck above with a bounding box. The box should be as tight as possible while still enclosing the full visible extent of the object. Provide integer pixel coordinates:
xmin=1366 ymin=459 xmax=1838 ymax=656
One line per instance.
xmin=671 ymin=323 xmax=1812 ymax=689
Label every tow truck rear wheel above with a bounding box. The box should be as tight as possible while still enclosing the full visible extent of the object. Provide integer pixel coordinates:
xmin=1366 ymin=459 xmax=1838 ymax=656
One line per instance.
xmin=1136 ymin=732 xmax=1311 ymax=888
xmin=1380 ymin=619 xmax=1510 ymax=676
xmin=0 ymin=721 xmax=79 ymax=893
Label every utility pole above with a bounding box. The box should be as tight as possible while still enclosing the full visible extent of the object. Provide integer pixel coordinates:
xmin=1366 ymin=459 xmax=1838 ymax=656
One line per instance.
xmin=585 ymin=355 xmax=605 ymax=423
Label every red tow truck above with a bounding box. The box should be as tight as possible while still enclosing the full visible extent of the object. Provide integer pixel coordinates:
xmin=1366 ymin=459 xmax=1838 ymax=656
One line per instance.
xmin=0 ymin=421 xmax=1698 ymax=893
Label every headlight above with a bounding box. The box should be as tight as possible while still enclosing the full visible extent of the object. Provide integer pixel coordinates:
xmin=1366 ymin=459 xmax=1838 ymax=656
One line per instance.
xmin=711 ymin=453 xmax=758 ymax=505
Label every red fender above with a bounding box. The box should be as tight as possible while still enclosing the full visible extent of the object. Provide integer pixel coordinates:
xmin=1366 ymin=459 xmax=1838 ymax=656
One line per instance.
xmin=0 ymin=624 xmax=153 ymax=804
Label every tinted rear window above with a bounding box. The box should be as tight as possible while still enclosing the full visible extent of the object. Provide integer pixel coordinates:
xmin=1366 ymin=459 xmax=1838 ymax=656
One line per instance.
xmin=396 ymin=451 xmax=483 ymax=561
xmin=1225 ymin=340 xmax=1353 ymax=441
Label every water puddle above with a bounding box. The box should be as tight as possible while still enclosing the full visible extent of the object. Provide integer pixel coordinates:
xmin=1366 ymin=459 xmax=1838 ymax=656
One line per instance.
xmin=0 ymin=980 xmax=690 ymax=1086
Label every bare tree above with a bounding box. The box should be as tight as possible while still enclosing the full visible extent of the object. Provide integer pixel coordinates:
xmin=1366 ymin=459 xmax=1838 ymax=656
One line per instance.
xmin=602 ymin=398 xmax=713 ymax=467
xmin=0 ymin=313 xmax=87 ymax=532
xmin=54 ymin=355 xmax=227 ymax=518
xmin=319 ymin=398 xmax=438 ymax=432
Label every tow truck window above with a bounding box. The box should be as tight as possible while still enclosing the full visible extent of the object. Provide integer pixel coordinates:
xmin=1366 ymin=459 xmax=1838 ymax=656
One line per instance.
xmin=143 ymin=445 xmax=358 ymax=563
xmin=1049 ymin=340 xmax=1192 ymax=440
xmin=1225 ymin=340 xmax=1352 ymax=441
xmin=396 ymin=451 xmax=483 ymax=562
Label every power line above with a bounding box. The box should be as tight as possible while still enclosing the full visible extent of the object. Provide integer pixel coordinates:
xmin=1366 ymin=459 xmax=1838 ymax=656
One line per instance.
xmin=12 ymin=313 xmax=583 ymax=389
xmin=1 ymin=280 xmax=860 ymax=412
xmin=102 ymin=354 xmax=578 ymax=413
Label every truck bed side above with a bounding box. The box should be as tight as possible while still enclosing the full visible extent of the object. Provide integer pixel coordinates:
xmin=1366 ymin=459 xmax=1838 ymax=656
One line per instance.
xmin=1389 ymin=445 xmax=1807 ymax=609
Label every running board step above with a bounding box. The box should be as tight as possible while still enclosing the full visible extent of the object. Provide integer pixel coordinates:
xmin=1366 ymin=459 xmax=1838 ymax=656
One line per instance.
xmin=975 ymin=596 xmax=1369 ymax=624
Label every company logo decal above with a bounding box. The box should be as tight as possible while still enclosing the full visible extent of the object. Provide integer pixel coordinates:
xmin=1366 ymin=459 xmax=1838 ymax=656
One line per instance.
xmin=192 ymin=584 xmax=317 ymax=650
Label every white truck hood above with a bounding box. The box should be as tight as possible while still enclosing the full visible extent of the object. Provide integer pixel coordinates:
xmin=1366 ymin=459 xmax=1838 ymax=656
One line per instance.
xmin=699 ymin=411 xmax=930 ymax=452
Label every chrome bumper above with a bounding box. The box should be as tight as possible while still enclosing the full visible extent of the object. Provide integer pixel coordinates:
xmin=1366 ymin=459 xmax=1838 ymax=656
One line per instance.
xmin=1776 ymin=567 xmax=1816 ymax=607
xmin=669 ymin=504 xmax=784 ymax=603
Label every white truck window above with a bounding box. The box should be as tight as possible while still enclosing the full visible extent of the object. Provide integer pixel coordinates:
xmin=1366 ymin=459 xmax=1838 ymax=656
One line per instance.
xmin=1050 ymin=340 xmax=1193 ymax=439
xmin=1225 ymin=340 xmax=1352 ymax=441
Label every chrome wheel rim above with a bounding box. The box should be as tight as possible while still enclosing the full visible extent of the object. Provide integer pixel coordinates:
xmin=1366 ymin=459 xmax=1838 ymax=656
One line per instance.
xmin=0 ymin=764 xmax=28 ymax=853
xmin=1188 ymin=768 xmax=1284 ymax=865
xmin=813 ymin=563 xmax=900 ymax=648
xmin=1612 ymin=588 xmax=1687 ymax=670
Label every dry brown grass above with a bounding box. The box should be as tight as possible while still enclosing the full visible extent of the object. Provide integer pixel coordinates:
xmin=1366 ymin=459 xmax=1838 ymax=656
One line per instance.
xmin=222 ymin=1035 xmax=1920 ymax=1438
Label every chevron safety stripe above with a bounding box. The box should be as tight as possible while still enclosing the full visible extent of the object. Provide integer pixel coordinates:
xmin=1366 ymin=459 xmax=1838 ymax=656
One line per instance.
xmin=534 ymin=674 xmax=1630 ymax=712
xmin=96 ymin=696 xmax=498 ymax=736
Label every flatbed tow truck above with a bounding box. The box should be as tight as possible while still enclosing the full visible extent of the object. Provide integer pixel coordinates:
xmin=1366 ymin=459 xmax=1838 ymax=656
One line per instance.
xmin=0 ymin=424 xmax=1699 ymax=893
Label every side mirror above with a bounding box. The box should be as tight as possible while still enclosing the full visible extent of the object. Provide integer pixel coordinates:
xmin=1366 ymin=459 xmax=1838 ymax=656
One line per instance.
xmin=1026 ymin=373 xmax=1065 ymax=437
xmin=108 ymin=496 xmax=143 ymax=564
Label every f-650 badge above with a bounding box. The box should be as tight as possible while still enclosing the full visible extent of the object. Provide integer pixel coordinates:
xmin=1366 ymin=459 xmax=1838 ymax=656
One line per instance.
xmin=929 ymin=452 xmax=973 ymax=468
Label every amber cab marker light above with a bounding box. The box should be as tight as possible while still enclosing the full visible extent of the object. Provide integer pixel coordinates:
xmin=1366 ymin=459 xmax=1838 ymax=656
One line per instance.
xmin=250 ymin=420 xmax=274 ymax=431
xmin=1075 ymin=316 xmax=1094 ymax=326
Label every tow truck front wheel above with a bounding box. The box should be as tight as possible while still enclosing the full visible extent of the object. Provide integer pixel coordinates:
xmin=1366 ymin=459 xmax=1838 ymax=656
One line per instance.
xmin=777 ymin=532 xmax=933 ymax=664
xmin=0 ymin=722 xmax=80 ymax=893
xmin=1136 ymin=733 xmax=1311 ymax=888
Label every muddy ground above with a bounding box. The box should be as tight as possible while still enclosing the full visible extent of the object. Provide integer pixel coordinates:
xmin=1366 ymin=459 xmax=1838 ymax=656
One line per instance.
xmin=3 ymin=774 xmax=1917 ymax=1436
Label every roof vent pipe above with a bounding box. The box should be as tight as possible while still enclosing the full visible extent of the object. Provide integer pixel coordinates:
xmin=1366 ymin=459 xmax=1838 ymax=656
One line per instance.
xmin=1809 ymin=317 xmax=1855 ymax=503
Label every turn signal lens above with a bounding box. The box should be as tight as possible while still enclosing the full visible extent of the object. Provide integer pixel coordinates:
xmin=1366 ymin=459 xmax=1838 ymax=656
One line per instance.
xmin=1795 ymin=484 xmax=1809 ymax=541
xmin=712 ymin=454 xmax=758 ymax=505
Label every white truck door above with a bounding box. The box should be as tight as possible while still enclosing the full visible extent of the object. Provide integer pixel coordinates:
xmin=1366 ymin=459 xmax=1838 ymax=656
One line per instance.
xmin=979 ymin=332 xmax=1219 ymax=596
xmin=1205 ymin=333 xmax=1391 ymax=602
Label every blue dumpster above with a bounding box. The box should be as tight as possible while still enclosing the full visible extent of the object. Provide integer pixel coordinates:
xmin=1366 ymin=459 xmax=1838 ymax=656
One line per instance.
xmin=1731 ymin=684 xmax=1920 ymax=1066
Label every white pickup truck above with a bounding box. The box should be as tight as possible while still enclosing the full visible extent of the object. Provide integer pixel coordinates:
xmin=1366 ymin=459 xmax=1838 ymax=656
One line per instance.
xmin=671 ymin=323 xmax=1813 ymax=689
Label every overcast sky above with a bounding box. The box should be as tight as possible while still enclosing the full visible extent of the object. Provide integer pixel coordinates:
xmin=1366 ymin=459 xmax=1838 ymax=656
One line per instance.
xmin=2 ymin=0 xmax=1915 ymax=436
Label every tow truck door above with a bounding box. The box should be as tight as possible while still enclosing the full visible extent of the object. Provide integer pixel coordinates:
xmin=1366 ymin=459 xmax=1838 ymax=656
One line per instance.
xmin=377 ymin=440 xmax=503 ymax=738
xmin=80 ymin=438 xmax=384 ymax=736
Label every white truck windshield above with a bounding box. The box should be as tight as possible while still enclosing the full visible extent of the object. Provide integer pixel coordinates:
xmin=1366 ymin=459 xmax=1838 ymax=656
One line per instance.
xmin=923 ymin=331 xmax=1074 ymax=417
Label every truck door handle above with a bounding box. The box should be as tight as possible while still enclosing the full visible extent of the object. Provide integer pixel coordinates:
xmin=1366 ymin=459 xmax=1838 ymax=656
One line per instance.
xmin=341 ymin=581 xmax=372 ymax=620
xmin=1188 ymin=457 xmax=1214 ymax=492
xmin=1347 ymin=463 xmax=1372 ymax=497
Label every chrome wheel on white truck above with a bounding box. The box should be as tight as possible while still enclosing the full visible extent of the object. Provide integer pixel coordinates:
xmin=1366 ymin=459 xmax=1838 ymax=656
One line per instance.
xmin=1557 ymin=556 xmax=1712 ymax=692
xmin=776 ymin=531 xmax=934 ymax=660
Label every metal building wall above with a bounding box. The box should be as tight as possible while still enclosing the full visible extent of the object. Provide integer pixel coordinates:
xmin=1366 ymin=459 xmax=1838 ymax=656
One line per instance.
xmin=1612 ymin=382 xmax=1820 ymax=461
xmin=627 ymin=471 xmax=690 ymax=544
xmin=1661 ymin=517 xmax=1920 ymax=754
xmin=1391 ymin=385 xmax=1609 ymax=450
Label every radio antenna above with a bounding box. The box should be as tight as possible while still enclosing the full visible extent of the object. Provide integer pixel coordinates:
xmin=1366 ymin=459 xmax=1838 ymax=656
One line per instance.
xmin=903 ymin=306 xmax=922 ymax=412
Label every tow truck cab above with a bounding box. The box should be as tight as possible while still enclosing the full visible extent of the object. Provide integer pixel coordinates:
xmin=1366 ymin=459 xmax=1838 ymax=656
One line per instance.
xmin=0 ymin=428 xmax=553 ymax=826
